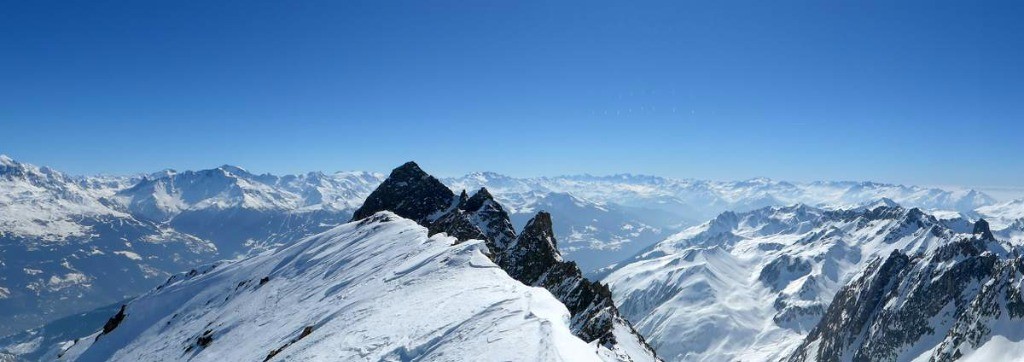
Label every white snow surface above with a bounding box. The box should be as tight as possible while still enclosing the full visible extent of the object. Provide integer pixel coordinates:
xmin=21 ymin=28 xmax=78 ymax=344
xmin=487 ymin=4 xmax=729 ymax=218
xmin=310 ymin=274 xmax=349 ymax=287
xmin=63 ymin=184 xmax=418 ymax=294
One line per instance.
xmin=57 ymin=212 xmax=622 ymax=362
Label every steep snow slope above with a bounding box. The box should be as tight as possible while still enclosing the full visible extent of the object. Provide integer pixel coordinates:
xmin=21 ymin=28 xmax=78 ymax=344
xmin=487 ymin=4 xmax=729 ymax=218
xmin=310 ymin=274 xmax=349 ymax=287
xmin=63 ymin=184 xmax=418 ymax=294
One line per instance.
xmin=604 ymin=203 xmax=977 ymax=361
xmin=55 ymin=212 xmax=620 ymax=362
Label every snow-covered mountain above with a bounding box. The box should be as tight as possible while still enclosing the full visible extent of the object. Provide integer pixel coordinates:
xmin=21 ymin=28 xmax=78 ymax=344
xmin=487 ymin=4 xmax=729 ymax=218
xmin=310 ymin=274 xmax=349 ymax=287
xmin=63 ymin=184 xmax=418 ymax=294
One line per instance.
xmin=602 ymin=203 xmax=999 ymax=361
xmin=0 ymin=156 xmax=217 ymax=336
xmin=789 ymin=220 xmax=1024 ymax=361
xmin=49 ymin=212 xmax=632 ymax=361
xmin=108 ymin=166 xmax=384 ymax=255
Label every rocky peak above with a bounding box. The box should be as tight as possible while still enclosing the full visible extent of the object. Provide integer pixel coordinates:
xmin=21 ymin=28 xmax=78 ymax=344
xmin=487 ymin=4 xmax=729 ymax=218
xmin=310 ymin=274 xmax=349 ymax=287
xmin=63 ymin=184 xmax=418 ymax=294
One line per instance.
xmin=504 ymin=212 xmax=563 ymax=283
xmin=973 ymin=218 xmax=995 ymax=241
xmin=351 ymin=161 xmax=455 ymax=223
xmin=460 ymin=187 xmax=494 ymax=212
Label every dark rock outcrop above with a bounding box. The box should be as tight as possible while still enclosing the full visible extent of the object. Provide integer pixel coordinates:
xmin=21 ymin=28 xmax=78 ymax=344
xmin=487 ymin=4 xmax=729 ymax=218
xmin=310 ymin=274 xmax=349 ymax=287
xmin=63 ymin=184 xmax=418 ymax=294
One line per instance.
xmin=351 ymin=162 xmax=454 ymax=223
xmin=973 ymin=218 xmax=995 ymax=241
xmin=99 ymin=305 xmax=127 ymax=337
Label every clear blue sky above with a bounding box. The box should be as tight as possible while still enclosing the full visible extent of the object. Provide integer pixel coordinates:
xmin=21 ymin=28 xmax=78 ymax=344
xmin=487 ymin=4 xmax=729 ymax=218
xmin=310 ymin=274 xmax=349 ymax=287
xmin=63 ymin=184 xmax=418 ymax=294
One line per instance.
xmin=2 ymin=1 xmax=1023 ymax=187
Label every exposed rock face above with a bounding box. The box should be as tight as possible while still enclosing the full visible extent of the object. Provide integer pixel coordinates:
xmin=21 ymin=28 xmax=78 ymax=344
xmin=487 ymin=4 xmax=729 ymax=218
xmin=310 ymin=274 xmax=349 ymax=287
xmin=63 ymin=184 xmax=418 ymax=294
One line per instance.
xmin=503 ymin=212 xmax=562 ymax=283
xmin=789 ymin=232 xmax=1024 ymax=362
xmin=974 ymin=218 xmax=995 ymax=241
xmin=350 ymin=162 xmax=658 ymax=361
xmin=100 ymin=305 xmax=127 ymax=336
xmin=351 ymin=162 xmax=454 ymax=223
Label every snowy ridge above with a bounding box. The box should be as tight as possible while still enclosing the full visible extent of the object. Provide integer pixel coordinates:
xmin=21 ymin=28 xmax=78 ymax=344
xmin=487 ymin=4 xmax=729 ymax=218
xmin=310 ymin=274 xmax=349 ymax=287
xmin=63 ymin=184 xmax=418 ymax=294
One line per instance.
xmin=54 ymin=212 xmax=621 ymax=361
xmin=604 ymin=203 xmax=979 ymax=361
xmin=350 ymin=162 xmax=660 ymax=362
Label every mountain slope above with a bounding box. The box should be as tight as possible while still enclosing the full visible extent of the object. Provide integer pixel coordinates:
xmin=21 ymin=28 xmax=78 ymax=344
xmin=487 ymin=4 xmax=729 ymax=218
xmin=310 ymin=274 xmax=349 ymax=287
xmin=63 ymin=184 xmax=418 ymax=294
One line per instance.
xmin=54 ymin=212 xmax=618 ymax=361
xmin=352 ymin=162 xmax=659 ymax=362
xmin=789 ymin=221 xmax=1024 ymax=362
xmin=603 ymin=203 xmax=977 ymax=361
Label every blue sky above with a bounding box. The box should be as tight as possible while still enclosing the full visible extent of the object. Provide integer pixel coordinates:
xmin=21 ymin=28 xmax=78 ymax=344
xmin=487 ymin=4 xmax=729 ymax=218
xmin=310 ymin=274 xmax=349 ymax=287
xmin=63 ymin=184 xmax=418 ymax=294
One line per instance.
xmin=2 ymin=1 xmax=1023 ymax=188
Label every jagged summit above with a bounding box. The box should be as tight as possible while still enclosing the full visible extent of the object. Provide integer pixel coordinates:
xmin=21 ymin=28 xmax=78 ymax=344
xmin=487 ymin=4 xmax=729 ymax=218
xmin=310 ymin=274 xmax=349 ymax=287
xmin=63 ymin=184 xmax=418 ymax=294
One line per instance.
xmin=461 ymin=187 xmax=495 ymax=212
xmin=351 ymin=161 xmax=454 ymax=223
xmin=504 ymin=211 xmax=563 ymax=283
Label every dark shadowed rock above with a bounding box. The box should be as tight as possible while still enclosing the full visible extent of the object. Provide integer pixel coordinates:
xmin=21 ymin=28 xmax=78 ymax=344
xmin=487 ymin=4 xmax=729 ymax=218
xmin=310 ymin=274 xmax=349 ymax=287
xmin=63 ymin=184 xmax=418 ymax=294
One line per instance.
xmin=503 ymin=212 xmax=561 ymax=282
xmin=351 ymin=162 xmax=455 ymax=223
xmin=100 ymin=305 xmax=127 ymax=336
xmin=973 ymin=218 xmax=995 ymax=241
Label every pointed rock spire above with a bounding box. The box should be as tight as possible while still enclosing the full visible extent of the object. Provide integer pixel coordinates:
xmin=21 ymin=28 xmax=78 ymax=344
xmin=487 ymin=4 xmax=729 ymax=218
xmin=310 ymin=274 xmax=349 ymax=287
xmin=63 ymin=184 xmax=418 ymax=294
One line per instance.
xmin=461 ymin=187 xmax=495 ymax=212
xmin=504 ymin=211 xmax=562 ymax=283
xmin=351 ymin=161 xmax=455 ymax=223
xmin=973 ymin=218 xmax=995 ymax=241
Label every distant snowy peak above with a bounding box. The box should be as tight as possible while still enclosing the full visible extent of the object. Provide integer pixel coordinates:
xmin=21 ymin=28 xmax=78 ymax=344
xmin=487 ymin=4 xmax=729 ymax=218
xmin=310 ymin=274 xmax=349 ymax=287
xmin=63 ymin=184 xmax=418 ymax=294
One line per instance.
xmin=0 ymin=155 xmax=128 ymax=239
xmin=55 ymin=213 xmax=621 ymax=362
xmin=110 ymin=164 xmax=384 ymax=221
